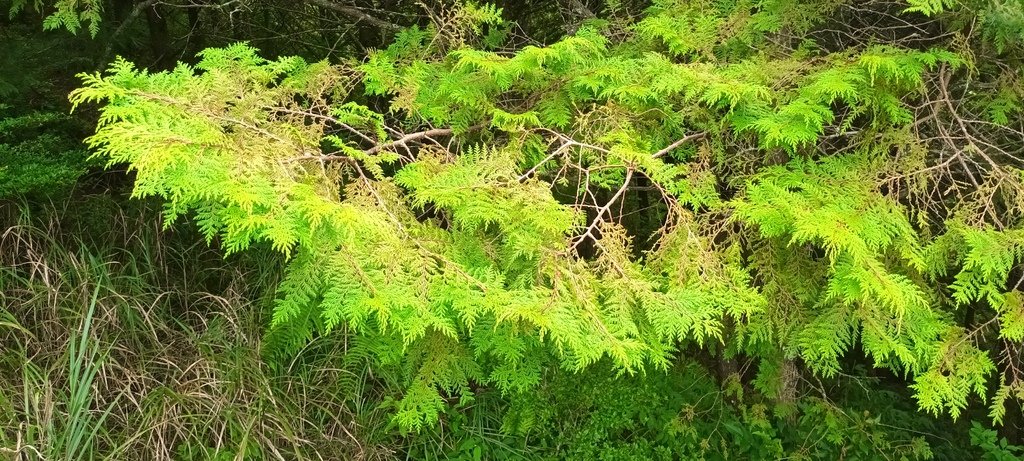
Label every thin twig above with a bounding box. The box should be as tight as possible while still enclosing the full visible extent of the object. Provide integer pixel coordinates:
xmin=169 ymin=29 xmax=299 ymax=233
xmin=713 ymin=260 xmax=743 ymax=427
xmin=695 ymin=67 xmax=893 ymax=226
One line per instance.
xmin=651 ymin=132 xmax=706 ymax=159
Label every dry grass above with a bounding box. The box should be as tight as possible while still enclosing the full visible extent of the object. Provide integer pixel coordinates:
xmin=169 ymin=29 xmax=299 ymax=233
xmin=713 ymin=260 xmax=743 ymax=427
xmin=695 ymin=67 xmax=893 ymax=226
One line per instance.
xmin=0 ymin=196 xmax=399 ymax=460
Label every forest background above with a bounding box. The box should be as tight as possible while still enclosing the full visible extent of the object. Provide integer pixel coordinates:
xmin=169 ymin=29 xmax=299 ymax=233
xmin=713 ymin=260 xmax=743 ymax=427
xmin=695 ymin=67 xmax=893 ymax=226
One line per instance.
xmin=2 ymin=0 xmax=1024 ymax=459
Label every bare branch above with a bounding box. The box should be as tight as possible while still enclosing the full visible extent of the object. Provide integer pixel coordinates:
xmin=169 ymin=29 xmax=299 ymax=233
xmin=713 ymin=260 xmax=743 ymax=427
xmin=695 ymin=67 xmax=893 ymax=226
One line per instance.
xmin=303 ymin=0 xmax=400 ymax=31
xmin=572 ymin=168 xmax=635 ymax=251
xmin=365 ymin=128 xmax=455 ymax=154
xmin=652 ymin=132 xmax=706 ymax=159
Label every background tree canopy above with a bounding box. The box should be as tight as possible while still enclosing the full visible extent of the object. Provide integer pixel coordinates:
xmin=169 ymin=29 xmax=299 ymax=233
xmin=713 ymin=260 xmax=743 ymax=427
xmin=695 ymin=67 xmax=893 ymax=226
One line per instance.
xmin=2 ymin=0 xmax=1024 ymax=459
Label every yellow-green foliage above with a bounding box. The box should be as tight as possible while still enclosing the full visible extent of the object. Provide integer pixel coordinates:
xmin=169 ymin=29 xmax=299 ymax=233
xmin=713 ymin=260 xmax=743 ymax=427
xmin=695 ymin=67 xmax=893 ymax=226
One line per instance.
xmin=71 ymin=0 xmax=1024 ymax=432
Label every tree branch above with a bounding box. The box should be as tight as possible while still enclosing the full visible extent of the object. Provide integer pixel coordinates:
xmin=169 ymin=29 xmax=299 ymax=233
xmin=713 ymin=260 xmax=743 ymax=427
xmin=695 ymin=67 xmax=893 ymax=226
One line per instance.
xmin=572 ymin=168 xmax=634 ymax=251
xmin=365 ymin=127 xmax=455 ymax=155
xmin=98 ymin=0 xmax=161 ymax=69
xmin=304 ymin=0 xmax=400 ymax=31
xmin=652 ymin=132 xmax=706 ymax=159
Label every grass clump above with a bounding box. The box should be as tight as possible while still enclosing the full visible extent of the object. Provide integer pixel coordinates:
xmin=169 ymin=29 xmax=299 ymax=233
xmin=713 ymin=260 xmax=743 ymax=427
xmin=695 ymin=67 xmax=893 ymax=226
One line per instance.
xmin=0 ymin=196 xmax=400 ymax=460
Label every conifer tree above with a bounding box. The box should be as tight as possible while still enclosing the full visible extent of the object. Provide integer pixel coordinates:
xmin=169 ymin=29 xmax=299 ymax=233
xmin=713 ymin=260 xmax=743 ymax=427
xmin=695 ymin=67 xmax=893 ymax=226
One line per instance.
xmin=70 ymin=0 xmax=1024 ymax=435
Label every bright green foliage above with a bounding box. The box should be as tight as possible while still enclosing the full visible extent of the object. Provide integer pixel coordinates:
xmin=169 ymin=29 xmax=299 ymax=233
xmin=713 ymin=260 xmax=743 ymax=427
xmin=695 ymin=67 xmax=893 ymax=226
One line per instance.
xmin=71 ymin=0 xmax=1024 ymax=437
xmin=72 ymin=39 xmax=762 ymax=429
xmin=6 ymin=0 xmax=104 ymax=36
xmin=903 ymin=0 xmax=959 ymax=16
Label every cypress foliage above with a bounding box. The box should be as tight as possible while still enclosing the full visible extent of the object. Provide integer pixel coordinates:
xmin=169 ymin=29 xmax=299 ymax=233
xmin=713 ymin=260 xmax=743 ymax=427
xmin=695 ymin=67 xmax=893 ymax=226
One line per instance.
xmin=69 ymin=0 xmax=1024 ymax=437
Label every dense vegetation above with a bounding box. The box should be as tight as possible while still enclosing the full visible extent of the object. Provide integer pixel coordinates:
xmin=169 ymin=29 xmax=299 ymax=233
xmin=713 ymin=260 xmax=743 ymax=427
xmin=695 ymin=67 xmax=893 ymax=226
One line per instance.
xmin=3 ymin=0 xmax=1024 ymax=459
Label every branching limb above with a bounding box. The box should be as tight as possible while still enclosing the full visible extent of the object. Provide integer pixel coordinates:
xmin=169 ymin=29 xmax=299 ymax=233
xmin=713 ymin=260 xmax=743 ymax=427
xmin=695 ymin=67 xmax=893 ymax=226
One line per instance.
xmin=365 ymin=127 xmax=455 ymax=155
xmin=572 ymin=168 xmax=634 ymax=251
xmin=303 ymin=0 xmax=400 ymax=31
xmin=652 ymin=132 xmax=706 ymax=159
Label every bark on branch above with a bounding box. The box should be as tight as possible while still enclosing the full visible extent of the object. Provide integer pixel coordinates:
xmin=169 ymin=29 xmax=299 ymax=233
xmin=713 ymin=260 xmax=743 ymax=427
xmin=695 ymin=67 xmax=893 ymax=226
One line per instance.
xmin=304 ymin=0 xmax=400 ymax=31
xmin=365 ymin=128 xmax=455 ymax=155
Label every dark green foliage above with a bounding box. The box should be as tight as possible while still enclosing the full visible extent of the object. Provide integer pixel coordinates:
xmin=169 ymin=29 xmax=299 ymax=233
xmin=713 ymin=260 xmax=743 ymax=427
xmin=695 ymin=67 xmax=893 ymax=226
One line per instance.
xmin=0 ymin=111 xmax=92 ymax=196
xmin=403 ymin=359 xmax=982 ymax=460
xmin=0 ymin=22 xmax=98 ymax=198
xmin=971 ymin=421 xmax=1024 ymax=461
